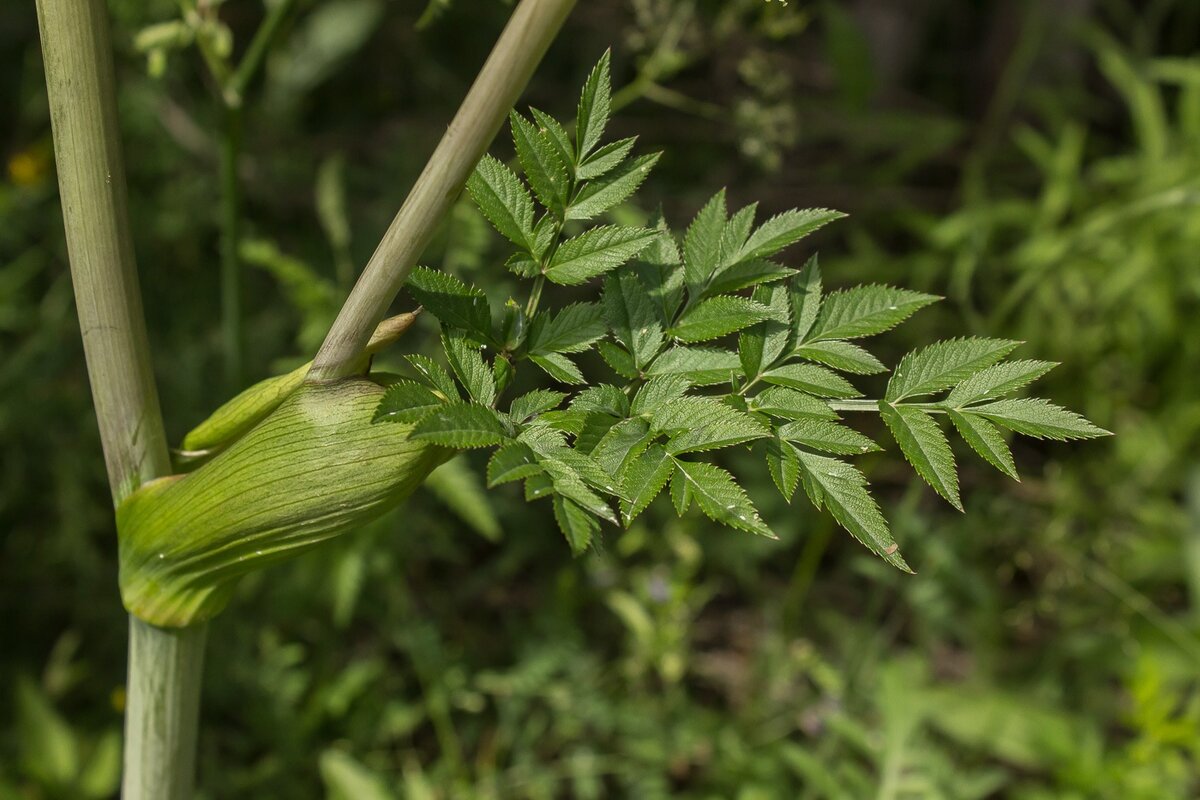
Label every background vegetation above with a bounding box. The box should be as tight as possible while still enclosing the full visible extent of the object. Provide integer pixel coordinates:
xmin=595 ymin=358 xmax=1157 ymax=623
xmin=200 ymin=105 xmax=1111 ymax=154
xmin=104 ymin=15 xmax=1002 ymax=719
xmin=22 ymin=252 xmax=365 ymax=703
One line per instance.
xmin=3 ymin=0 xmax=1198 ymax=797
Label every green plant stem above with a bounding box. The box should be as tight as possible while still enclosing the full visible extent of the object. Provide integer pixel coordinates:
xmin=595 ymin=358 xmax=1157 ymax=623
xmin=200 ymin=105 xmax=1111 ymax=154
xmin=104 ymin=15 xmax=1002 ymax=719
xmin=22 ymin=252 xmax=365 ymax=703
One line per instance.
xmin=123 ymin=619 xmax=207 ymax=800
xmin=219 ymin=104 xmax=243 ymax=389
xmin=229 ymin=0 xmax=295 ymax=103
xmin=309 ymin=0 xmax=577 ymax=383
xmin=35 ymin=1 xmax=207 ymax=798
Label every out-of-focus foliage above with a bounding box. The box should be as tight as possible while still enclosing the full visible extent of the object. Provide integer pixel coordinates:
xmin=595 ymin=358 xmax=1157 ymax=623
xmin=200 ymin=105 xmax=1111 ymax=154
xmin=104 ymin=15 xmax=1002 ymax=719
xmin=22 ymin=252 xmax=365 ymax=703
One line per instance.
xmin=2 ymin=0 xmax=1198 ymax=797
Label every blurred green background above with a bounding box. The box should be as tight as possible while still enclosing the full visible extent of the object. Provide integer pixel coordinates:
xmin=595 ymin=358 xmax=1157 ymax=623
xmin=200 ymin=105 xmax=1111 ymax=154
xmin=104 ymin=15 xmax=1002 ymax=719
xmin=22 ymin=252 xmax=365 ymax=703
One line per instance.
xmin=3 ymin=0 xmax=1199 ymax=797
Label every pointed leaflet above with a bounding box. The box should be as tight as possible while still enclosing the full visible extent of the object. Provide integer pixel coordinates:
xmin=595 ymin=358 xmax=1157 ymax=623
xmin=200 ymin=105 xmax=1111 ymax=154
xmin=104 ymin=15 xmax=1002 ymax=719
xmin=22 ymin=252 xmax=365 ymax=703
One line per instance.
xmin=576 ymin=50 xmax=612 ymax=159
xmin=529 ymin=352 xmax=585 ymax=385
xmin=946 ymin=360 xmax=1058 ymax=407
xmin=879 ymin=403 xmax=962 ymax=510
xmin=778 ymin=418 xmax=880 ymax=456
xmin=631 ymin=375 xmax=691 ymax=415
xmin=735 ymin=208 xmax=846 ymax=263
xmin=739 ymin=283 xmax=791 ymax=380
xmin=570 ymin=384 xmax=629 ymax=417
xmin=529 ymin=108 xmax=574 ymax=166
xmin=672 ymin=295 xmax=775 ymax=343
xmin=795 ymin=449 xmax=910 ymax=571
xmin=749 ymin=386 xmax=839 ymax=421
xmin=576 ymin=136 xmax=637 ymax=181
xmin=968 ymin=398 xmax=1111 ymax=440
xmin=597 ymin=341 xmax=638 ymax=379
xmin=567 ymin=153 xmax=661 ymax=221
xmin=511 ymin=111 xmax=570 ymax=214
xmin=671 ymin=459 xmax=774 ymax=537
xmin=762 ymin=363 xmax=861 ymax=398
xmin=948 ymin=410 xmax=1018 ymax=480
xmin=405 ymin=354 xmax=460 ymax=400
xmin=526 ymin=302 xmax=607 ymax=355
xmin=375 ymin=381 xmax=444 ymax=423
xmin=467 ymin=154 xmax=534 ymax=250
xmin=646 ymin=347 xmax=742 ymax=386
xmin=789 ymin=255 xmax=823 ymax=345
xmin=442 ymin=329 xmax=496 ymax=406
xmin=634 ymin=214 xmax=686 ymax=322
xmin=717 ymin=203 xmax=758 ymax=269
xmin=537 ymin=456 xmax=618 ymax=524
xmin=794 ymin=340 xmax=885 ymax=375
xmin=411 ymin=403 xmax=510 ymax=448
xmin=653 ymin=397 xmax=768 ymax=454
xmin=706 ymin=260 xmax=796 ymax=296
xmin=765 ymin=433 xmax=801 ymax=501
xmin=487 ymin=441 xmax=542 ymax=485
xmin=554 ymin=495 xmax=599 ymax=554
xmin=603 ymin=272 xmax=664 ymax=368
xmin=406 ymin=267 xmax=491 ymax=342
xmin=509 ymin=390 xmax=567 ymax=423
xmin=810 ymin=285 xmax=939 ymax=341
xmin=885 ymin=338 xmax=1021 ymax=402
xmin=684 ymin=189 xmax=727 ymax=292
xmin=619 ymin=444 xmax=674 ymax=524
xmin=592 ymin=417 xmax=654 ymax=478
xmin=545 ymin=226 xmax=656 ymax=285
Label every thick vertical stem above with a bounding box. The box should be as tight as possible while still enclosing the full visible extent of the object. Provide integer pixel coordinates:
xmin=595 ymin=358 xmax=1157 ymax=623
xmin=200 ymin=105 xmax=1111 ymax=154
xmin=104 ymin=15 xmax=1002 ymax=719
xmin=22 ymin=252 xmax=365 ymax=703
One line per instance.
xmin=308 ymin=0 xmax=577 ymax=382
xmin=35 ymin=1 xmax=207 ymax=798
xmin=123 ymin=620 xmax=207 ymax=800
xmin=35 ymin=0 xmax=170 ymax=502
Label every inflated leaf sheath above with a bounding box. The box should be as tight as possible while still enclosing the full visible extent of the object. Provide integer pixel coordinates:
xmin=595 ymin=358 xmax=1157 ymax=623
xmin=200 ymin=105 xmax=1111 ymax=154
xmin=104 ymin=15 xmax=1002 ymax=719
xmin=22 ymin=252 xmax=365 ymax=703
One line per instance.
xmin=119 ymin=379 xmax=449 ymax=627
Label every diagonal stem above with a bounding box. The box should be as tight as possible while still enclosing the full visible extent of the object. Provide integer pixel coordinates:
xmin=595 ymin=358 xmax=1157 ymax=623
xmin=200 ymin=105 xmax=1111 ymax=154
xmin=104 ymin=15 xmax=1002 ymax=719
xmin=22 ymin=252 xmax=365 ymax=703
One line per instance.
xmin=308 ymin=0 xmax=577 ymax=383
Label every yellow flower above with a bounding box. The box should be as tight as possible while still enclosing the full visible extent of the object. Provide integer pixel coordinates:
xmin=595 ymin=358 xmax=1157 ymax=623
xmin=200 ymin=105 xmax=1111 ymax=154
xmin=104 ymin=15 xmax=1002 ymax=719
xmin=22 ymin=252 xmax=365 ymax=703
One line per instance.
xmin=8 ymin=148 xmax=49 ymax=187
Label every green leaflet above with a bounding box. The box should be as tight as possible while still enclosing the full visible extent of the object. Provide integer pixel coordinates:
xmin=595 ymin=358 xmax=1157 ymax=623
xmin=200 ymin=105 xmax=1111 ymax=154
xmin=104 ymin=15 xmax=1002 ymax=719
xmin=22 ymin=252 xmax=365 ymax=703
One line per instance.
xmin=879 ymin=403 xmax=962 ymax=510
xmin=544 ymin=226 xmax=656 ymax=285
xmin=968 ymin=398 xmax=1111 ymax=441
xmin=794 ymin=340 xmax=885 ymax=375
xmin=749 ymin=386 xmax=839 ymax=421
xmin=735 ymin=208 xmax=846 ymax=263
xmin=762 ymin=363 xmax=861 ymax=398
xmin=411 ymin=403 xmax=511 ymax=449
xmin=511 ymin=110 xmax=570 ymax=214
xmin=810 ymin=284 xmax=939 ymax=341
xmin=575 ymin=49 xmax=612 ymax=159
xmin=886 ymin=338 xmax=1020 ymax=402
xmin=671 ymin=459 xmax=774 ymax=537
xmin=738 ymin=283 xmax=791 ymax=380
xmin=576 ymin=136 xmax=637 ymax=181
xmin=946 ymin=360 xmax=1058 ymax=407
xmin=671 ymin=295 xmax=775 ymax=343
xmin=406 ymin=266 xmax=491 ymax=342
xmin=646 ymin=346 xmax=742 ymax=386
xmin=467 ymin=154 xmax=534 ymax=251
xmin=795 ymin=449 xmax=910 ymax=572
xmin=619 ymin=444 xmax=674 ymax=524
xmin=526 ymin=302 xmax=606 ymax=355
xmin=567 ymin=152 xmax=660 ymax=220
xmin=120 ymin=380 xmax=450 ymax=627
xmin=777 ymin=418 xmax=880 ymax=456
xmin=684 ymin=189 xmax=727 ymax=291
xmin=603 ymin=272 xmax=664 ymax=368
xmin=375 ymin=380 xmax=445 ymax=424
xmin=948 ymin=410 xmax=1018 ymax=480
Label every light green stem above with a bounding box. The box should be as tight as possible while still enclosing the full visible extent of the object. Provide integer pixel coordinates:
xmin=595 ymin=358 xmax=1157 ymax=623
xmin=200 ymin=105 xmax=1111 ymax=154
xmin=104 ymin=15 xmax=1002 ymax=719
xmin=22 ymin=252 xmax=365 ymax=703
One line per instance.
xmin=34 ymin=1 xmax=207 ymax=797
xmin=309 ymin=0 xmax=577 ymax=382
xmin=123 ymin=620 xmax=207 ymax=800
